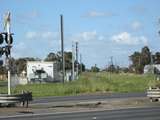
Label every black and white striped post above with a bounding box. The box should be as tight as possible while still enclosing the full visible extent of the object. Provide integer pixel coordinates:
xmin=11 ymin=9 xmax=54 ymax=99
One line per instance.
xmin=4 ymin=11 xmax=12 ymax=95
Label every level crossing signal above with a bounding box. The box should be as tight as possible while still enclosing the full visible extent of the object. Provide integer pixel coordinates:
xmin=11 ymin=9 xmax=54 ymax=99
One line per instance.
xmin=0 ymin=32 xmax=13 ymax=57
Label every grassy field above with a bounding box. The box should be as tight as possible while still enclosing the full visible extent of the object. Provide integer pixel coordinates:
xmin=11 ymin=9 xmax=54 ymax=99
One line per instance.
xmin=0 ymin=72 xmax=155 ymax=97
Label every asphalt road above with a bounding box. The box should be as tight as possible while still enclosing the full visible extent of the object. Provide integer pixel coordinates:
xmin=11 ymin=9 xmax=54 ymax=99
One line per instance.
xmin=1 ymin=106 xmax=160 ymax=120
xmin=32 ymin=92 xmax=146 ymax=104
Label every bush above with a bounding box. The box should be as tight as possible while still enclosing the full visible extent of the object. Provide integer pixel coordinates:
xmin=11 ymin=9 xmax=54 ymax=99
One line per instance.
xmin=149 ymin=80 xmax=160 ymax=88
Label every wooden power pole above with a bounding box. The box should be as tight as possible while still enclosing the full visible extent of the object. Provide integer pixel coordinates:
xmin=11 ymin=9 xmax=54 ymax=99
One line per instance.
xmin=76 ymin=42 xmax=78 ymax=79
xmin=60 ymin=15 xmax=65 ymax=83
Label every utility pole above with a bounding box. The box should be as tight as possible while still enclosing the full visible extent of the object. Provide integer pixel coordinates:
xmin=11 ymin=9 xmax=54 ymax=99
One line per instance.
xmin=150 ymin=51 xmax=154 ymax=74
xmin=72 ymin=41 xmax=75 ymax=80
xmin=75 ymin=42 xmax=79 ymax=79
xmin=80 ymin=53 xmax=82 ymax=73
xmin=60 ymin=15 xmax=65 ymax=83
xmin=110 ymin=56 xmax=113 ymax=73
xmin=109 ymin=56 xmax=113 ymax=81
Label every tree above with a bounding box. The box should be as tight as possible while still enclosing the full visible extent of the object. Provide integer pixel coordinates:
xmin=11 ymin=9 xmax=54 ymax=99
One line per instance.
xmin=64 ymin=52 xmax=72 ymax=70
xmin=0 ymin=65 xmax=7 ymax=74
xmin=141 ymin=46 xmax=151 ymax=66
xmin=121 ymin=67 xmax=129 ymax=73
xmin=129 ymin=46 xmax=151 ymax=74
xmin=0 ymin=58 xmax=16 ymax=74
xmin=79 ymin=63 xmax=85 ymax=72
xmin=129 ymin=51 xmax=142 ymax=73
xmin=45 ymin=52 xmax=61 ymax=62
xmin=107 ymin=64 xmax=120 ymax=73
xmin=9 ymin=57 xmax=17 ymax=74
xmin=15 ymin=57 xmax=36 ymax=74
xmin=91 ymin=64 xmax=100 ymax=72
xmin=45 ymin=51 xmax=85 ymax=71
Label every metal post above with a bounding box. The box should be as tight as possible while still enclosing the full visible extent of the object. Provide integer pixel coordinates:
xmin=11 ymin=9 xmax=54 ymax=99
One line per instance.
xmin=8 ymin=70 xmax=11 ymax=95
xmin=75 ymin=42 xmax=78 ymax=79
xmin=6 ymin=12 xmax=11 ymax=95
xmin=72 ymin=41 xmax=75 ymax=80
xmin=60 ymin=15 xmax=65 ymax=83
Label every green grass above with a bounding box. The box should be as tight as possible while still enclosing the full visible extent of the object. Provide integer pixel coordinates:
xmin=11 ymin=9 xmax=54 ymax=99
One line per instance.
xmin=0 ymin=80 xmax=7 ymax=94
xmin=0 ymin=72 xmax=155 ymax=97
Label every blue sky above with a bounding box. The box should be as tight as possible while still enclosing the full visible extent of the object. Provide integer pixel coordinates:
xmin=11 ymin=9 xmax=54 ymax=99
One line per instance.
xmin=0 ymin=0 xmax=160 ymax=68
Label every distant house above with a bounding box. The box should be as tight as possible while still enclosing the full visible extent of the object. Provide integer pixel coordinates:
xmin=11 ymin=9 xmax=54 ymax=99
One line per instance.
xmin=26 ymin=61 xmax=62 ymax=83
xmin=144 ymin=64 xmax=160 ymax=74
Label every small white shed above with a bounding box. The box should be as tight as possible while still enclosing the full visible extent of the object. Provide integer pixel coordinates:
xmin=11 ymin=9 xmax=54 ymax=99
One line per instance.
xmin=27 ymin=61 xmax=61 ymax=83
xmin=144 ymin=64 xmax=160 ymax=74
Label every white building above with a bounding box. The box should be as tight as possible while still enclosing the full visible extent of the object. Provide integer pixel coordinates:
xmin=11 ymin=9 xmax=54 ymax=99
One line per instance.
xmin=27 ymin=61 xmax=62 ymax=83
xmin=144 ymin=64 xmax=160 ymax=74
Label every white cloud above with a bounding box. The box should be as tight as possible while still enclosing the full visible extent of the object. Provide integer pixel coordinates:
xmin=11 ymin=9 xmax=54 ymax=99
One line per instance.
xmin=111 ymin=32 xmax=148 ymax=45
xmin=41 ymin=31 xmax=52 ymax=38
xmin=13 ymin=31 xmax=59 ymax=58
xmin=78 ymin=31 xmax=97 ymax=41
xmin=26 ymin=31 xmax=58 ymax=40
xmin=26 ymin=31 xmax=37 ymax=39
xmin=71 ymin=31 xmax=105 ymax=43
xmin=83 ymin=11 xmax=114 ymax=18
xmin=131 ymin=21 xmax=142 ymax=30
xmin=16 ymin=10 xmax=40 ymax=24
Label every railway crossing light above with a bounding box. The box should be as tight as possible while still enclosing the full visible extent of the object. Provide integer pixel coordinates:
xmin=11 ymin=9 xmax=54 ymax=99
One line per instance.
xmin=0 ymin=32 xmax=13 ymax=58
xmin=5 ymin=46 xmax=11 ymax=57
xmin=0 ymin=32 xmax=13 ymax=45
xmin=4 ymin=33 xmax=13 ymax=44
xmin=0 ymin=47 xmax=5 ymax=57
xmin=0 ymin=34 xmax=4 ymax=44
xmin=0 ymin=60 xmax=3 ymax=66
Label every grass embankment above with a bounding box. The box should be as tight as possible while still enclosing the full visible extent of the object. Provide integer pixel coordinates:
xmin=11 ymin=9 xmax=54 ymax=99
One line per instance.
xmin=0 ymin=72 xmax=154 ymax=97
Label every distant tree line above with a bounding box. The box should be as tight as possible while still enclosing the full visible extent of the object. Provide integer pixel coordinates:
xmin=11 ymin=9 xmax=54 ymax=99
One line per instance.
xmin=129 ymin=46 xmax=160 ymax=74
xmin=90 ymin=46 xmax=160 ymax=74
xmin=0 ymin=57 xmax=37 ymax=75
xmin=45 ymin=51 xmax=85 ymax=72
xmin=91 ymin=64 xmax=100 ymax=72
xmin=0 ymin=51 xmax=85 ymax=75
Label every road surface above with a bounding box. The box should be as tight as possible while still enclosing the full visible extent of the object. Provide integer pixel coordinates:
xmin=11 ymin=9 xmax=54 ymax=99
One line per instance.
xmin=32 ymin=92 xmax=146 ymax=104
xmin=1 ymin=106 xmax=160 ymax=120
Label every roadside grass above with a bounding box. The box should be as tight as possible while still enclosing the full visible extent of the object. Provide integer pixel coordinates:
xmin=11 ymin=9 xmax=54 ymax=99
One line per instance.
xmin=0 ymin=72 xmax=154 ymax=97
xmin=0 ymin=80 xmax=7 ymax=94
